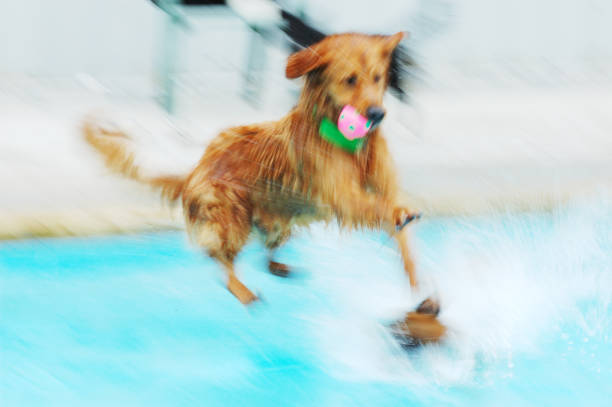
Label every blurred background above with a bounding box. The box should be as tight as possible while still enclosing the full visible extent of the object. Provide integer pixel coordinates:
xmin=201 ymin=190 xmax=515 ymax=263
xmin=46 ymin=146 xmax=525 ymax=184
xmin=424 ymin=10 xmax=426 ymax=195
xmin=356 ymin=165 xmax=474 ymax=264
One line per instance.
xmin=1 ymin=0 xmax=611 ymax=237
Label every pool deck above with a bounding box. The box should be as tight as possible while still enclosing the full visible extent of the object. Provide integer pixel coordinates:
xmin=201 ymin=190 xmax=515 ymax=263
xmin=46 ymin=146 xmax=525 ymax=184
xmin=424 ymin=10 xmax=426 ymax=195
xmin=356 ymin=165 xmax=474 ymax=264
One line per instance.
xmin=1 ymin=76 xmax=611 ymax=238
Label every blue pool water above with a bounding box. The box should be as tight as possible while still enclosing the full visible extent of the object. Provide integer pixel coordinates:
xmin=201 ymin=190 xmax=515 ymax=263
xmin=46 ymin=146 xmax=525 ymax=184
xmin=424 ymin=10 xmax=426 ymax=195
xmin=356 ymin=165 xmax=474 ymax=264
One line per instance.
xmin=1 ymin=199 xmax=611 ymax=406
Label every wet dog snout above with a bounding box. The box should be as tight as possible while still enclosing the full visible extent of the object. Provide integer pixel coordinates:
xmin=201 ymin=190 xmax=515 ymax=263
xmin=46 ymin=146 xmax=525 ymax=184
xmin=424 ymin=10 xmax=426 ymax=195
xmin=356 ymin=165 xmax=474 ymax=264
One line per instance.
xmin=365 ymin=106 xmax=385 ymax=124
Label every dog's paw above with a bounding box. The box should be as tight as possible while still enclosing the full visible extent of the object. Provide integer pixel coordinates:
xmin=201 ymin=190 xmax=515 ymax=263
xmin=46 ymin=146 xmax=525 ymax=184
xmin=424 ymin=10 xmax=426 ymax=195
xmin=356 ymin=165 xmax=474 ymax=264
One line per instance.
xmin=389 ymin=298 xmax=446 ymax=349
xmin=227 ymin=275 xmax=259 ymax=305
xmin=268 ymin=260 xmax=291 ymax=278
xmin=393 ymin=207 xmax=422 ymax=231
xmin=415 ymin=297 xmax=440 ymax=316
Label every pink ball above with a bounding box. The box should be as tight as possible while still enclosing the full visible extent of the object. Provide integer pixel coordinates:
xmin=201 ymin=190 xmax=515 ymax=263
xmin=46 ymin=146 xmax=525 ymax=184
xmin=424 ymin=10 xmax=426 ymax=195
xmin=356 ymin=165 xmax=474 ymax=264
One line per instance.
xmin=337 ymin=105 xmax=371 ymax=140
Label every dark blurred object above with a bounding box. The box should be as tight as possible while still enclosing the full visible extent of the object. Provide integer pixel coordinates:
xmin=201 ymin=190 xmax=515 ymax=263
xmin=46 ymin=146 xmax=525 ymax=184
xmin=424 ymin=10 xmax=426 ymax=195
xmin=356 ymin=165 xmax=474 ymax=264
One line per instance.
xmin=280 ymin=10 xmax=325 ymax=52
xmin=181 ymin=0 xmax=226 ymax=4
xmin=388 ymin=45 xmax=414 ymax=102
xmin=152 ymin=0 xmax=226 ymax=6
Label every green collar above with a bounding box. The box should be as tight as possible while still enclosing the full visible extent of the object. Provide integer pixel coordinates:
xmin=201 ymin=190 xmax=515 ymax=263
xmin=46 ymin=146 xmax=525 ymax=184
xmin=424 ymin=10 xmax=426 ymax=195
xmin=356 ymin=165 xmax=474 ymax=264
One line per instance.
xmin=314 ymin=104 xmax=365 ymax=154
xmin=319 ymin=117 xmax=366 ymax=153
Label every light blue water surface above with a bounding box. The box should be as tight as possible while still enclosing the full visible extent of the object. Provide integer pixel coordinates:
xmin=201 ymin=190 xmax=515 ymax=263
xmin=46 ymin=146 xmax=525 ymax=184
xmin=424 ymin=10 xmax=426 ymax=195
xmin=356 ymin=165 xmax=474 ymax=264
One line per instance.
xmin=1 ymin=203 xmax=611 ymax=406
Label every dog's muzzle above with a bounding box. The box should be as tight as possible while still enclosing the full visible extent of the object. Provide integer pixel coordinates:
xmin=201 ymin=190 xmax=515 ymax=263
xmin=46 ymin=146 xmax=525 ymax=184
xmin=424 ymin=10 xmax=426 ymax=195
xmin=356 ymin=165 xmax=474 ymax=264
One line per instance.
xmin=365 ymin=106 xmax=385 ymax=126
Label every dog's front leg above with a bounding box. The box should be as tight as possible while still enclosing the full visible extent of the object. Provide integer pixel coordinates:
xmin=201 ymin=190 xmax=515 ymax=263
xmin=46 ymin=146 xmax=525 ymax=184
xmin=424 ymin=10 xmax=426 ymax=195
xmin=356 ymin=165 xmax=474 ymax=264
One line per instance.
xmin=324 ymin=180 xmax=395 ymax=231
xmin=391 ymin=205 xmax=425 ymax=288
xmin=349 ymin=195 xmax=419 ymax=287
xmin=364 ymin=137 xmax=420 ymax=287
xmin=395 ymin=227 xmax=417 ymax=288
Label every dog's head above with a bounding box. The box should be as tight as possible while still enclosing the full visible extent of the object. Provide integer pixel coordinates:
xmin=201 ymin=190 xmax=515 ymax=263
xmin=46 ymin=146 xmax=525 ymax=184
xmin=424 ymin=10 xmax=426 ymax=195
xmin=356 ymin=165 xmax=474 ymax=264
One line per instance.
xmin=286 ymin=32 xmax=404 ymax=128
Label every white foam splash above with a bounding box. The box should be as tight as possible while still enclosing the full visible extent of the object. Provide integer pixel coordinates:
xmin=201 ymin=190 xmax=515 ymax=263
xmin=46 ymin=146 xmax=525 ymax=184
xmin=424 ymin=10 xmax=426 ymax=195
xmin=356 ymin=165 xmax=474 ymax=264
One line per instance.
xmin=303 ymin=194 xmax=611 ymax=387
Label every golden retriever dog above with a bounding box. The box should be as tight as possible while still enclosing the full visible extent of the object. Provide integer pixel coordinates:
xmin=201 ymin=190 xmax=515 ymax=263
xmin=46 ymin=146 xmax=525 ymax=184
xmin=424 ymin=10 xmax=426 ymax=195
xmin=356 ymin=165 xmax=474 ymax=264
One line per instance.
xmin=84 ymin=32 xmax=444 ymax=344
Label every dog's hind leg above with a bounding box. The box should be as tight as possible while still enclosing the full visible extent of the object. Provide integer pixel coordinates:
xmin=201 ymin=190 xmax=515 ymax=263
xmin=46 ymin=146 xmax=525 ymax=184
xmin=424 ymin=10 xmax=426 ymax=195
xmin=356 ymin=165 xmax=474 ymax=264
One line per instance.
xmin=224 ymin=261 xmax=259 ymax=305
xmin=254 ymin=214 xmax=293 ymax=277
xmin=266 ymin=231 xmax=292 ymax=278
xmin=191 ymin=201 xmax=258 ymax=304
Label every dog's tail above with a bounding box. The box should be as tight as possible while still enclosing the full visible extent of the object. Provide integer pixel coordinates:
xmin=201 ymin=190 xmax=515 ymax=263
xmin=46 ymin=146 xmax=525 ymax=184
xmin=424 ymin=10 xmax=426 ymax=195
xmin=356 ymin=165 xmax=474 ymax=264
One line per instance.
xmin=82 ymin=119 xmax=186 ymax=204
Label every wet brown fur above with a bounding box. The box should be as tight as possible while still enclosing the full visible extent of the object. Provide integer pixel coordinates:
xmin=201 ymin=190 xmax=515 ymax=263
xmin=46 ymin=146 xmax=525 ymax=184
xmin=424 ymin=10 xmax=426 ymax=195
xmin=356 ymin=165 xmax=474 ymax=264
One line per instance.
xmin=83 ymin=33 xmax=424 ymax=307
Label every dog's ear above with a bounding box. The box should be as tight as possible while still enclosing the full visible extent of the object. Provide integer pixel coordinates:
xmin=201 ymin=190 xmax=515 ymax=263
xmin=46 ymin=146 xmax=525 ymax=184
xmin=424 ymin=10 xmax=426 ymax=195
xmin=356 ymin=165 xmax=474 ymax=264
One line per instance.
xmin=382 ymin=32 xmax=405 ymax=57
xmin=286 ymin=44 xmax=326 ymax=79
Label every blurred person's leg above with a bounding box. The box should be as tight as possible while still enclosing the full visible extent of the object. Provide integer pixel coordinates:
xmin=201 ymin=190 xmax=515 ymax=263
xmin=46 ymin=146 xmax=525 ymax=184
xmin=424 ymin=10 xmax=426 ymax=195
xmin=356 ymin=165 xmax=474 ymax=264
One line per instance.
xmin=153 ymin=0 xmax=188 ymax=113
xmin=242 ymin=27 xmax=267 ymax=105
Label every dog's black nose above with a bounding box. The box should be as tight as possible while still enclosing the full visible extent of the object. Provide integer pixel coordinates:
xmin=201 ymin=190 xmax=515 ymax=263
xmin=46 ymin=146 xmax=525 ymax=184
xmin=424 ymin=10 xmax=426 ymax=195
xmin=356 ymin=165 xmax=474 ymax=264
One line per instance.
xmin=366 ymin=106 xmax=385 ymax=124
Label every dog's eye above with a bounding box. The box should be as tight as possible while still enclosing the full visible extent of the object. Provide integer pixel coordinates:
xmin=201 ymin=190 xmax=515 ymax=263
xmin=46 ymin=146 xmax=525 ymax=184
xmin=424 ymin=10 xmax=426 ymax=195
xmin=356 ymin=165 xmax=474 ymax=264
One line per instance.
xmin=346 ymin=75 xmax=357 ymax=86
xmin=374 ymin=74 xmax=381 ymax=83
